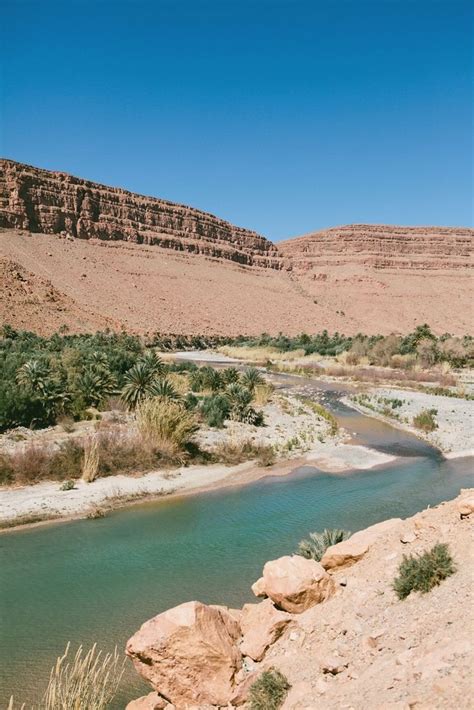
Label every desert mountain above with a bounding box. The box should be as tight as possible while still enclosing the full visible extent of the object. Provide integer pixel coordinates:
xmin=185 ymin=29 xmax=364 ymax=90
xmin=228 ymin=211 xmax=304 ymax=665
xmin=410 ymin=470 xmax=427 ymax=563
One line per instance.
xmin=0 ymin=158 xmax=472 ymax=336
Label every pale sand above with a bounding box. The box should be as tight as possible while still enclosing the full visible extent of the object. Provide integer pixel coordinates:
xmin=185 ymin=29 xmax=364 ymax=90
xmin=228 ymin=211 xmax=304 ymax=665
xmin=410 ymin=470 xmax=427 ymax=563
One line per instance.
xmin=346 ymin=387 xmax=474 ymax=455
xmin=0 ymin=442 xmax=396 ymax=531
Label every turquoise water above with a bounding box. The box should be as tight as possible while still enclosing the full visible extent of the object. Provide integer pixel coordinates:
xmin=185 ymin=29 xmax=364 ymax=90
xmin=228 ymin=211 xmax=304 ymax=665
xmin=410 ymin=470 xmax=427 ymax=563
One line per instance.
xmin=0 ymin=384 xmax=472 ymax=706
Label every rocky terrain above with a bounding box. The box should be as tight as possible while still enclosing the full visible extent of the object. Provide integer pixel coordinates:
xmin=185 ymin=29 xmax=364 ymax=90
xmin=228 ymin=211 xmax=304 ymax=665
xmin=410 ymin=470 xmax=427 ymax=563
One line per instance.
xmin=125 ymin=490 xmax=474 ymax=709
xmin=1 ymin=159 xmax=473 ymax=335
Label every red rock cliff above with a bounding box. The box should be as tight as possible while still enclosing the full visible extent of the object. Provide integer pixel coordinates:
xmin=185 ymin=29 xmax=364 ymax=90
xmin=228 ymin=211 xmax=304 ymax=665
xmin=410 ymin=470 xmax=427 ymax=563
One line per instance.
xmin=0 ymin=159 xmax=283 ymax=269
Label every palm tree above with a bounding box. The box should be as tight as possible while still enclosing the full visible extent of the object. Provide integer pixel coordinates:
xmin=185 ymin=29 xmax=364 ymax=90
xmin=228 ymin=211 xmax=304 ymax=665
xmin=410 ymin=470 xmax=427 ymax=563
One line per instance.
xmin=75 ymin=368 xmax=117 ymax=408
xmin=150 ymin=378 xmax=182 ymax=402
xmin=16 ymin=360 xmax=50 ymax=391
xmin=121 ymin=362 xmax=158 ymax=409
xmin=139 ymin=351 xmax=165 ymax=375
xmin=221 ymin=367 xmax=240 ymax=385
xmin=297 ymin=528 xmax=351 ymax=561
xmin=240 ymin=367 xmax=265 ymax=392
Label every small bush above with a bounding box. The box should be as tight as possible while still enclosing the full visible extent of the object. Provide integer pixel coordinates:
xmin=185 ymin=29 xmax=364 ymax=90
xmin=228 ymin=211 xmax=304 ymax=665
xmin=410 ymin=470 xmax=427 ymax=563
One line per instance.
xmin=413 ymin=408 xmax=438 ymax=432
xmin=214 ymin=440 xmax=274 ymax=466
xmin=137 ymin=398 xmax=199 ymax=461
xmin=57 ymin=415 xmax=76 ymax=433
xmin=249 ymin=668 xmax=291 ymax=710
xmin=60 ymin=479 xmax=76 ymax=491
xmin=303 ymin=400 xmax=338 ymax=435
xmin=393 ymin=543 xmax=456 ymax=600
xmin=297 ymin=528 xmax=351 ymax=561
xmin=253 ymin=382 xmax=274 ymax=406
xmin=200 ymin=394 xmax=231 ymax=428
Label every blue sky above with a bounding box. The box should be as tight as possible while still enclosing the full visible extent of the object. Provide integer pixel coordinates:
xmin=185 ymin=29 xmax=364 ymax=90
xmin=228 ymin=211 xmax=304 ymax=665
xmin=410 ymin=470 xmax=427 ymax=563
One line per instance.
xmin=1 ymin=0 xmax=472 ymax=240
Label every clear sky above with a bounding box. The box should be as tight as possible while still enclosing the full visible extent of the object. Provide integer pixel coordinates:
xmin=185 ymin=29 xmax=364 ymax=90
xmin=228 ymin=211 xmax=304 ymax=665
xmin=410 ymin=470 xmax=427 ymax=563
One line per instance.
xmin=1 ymin=0 xmax=472 ymax=240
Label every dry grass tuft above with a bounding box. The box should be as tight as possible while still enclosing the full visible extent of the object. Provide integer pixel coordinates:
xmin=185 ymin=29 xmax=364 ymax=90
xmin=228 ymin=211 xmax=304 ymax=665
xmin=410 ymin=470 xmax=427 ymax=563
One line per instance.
xmin=136 ymin=397 xmax=199 ymax=461
xmin=82 ymin=435 xmax=100 ymax=483
xmin=8 ymin=642 xmax=124 ymax=710
xmin=253 ymin=382 xmax=274 ymax=406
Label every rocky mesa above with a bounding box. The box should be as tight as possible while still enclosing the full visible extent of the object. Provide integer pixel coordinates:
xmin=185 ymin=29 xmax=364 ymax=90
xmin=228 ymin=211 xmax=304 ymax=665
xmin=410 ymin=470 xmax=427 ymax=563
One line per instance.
xmin=0 ymin=158 xmax=282 ymax=269
xmin=0 ymin=158 xmax=473 ymax=336
xmin=125 ymin=490 xmax=474 ymax=709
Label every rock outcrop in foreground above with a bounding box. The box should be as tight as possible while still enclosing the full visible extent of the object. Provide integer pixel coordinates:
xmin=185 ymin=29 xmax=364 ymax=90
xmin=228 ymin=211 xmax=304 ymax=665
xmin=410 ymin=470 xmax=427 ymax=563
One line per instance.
xmin=126 ymin=489 xmax=474 ymax=709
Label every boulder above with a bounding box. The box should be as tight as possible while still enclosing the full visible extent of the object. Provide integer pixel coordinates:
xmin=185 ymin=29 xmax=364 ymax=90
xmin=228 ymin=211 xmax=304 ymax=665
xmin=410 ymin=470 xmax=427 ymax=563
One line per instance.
xmin=458 ymin=497 xmax=474 ymax=518
xmin=126 ymin=601 xmax=242 ymax=707
xmin=251 ymin=555 xmax=335 ymax=613
xmin=240 ymin=599 xmax=292 ymax=661
xmin=126 ymin=693 xmax=170 ymax=710
xmin=321 ymin=518 xmax=401 ymax=570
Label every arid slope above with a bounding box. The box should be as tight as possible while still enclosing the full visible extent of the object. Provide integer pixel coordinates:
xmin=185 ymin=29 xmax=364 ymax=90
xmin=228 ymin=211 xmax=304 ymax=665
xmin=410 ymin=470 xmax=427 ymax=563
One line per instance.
xmin=0 ymin=159 xmax=473 ymax=335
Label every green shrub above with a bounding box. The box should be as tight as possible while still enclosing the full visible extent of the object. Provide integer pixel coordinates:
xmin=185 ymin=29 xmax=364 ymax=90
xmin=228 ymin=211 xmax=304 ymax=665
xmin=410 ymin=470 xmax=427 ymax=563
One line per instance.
xmin=297 ymin=528 xmax=351 ymax=561
xmin=200 ymin=394 xmax=231 ymax=428
xmin=60 ymin=479 xmax=76 ymax=491
xmin=413 ymin=408 xmax=438 ymax=432
xmin=393 ymin=543 xmax=456 ymax=599
xmin=249 ymin=668 xmax=291 ymax=710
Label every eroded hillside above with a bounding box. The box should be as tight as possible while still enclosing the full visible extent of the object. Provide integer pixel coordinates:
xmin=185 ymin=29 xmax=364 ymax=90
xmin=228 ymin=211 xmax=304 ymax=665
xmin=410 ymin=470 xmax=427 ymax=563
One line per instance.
xmin=0 ymin=159 xmax=473 ymax=335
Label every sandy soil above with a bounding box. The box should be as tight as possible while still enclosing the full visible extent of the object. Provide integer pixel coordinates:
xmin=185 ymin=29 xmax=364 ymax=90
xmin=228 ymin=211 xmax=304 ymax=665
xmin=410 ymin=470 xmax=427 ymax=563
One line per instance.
xmin=1 ymin=227 xmax=473 ymax=336
xmin=348 ymin=388 xmax=474 ymax=455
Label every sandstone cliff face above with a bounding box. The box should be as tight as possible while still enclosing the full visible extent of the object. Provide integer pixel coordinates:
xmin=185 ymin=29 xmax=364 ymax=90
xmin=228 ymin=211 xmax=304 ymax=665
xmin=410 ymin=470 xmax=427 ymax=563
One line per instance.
xmin=279 ymin=224 xmax=474 ymax=272
xmin=1 ymin=159 xmax=473 ymax=335
xmin=0 ymin=159 xmax=282 ymax=269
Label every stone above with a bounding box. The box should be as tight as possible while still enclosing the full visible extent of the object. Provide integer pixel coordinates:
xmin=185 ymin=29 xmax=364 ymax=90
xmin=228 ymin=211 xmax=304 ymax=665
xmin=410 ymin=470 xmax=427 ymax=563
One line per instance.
xmin=321 ymin=656 xmax=348 ymax=675
xmin=400 ymin=531 xmax=417 ymax=544
xmin=239 ymin=599 xmax=291 ymax=661
xmin=321 ymin=519 xmax=402 ymax=570
xmin=252 ymin=555 xmax=335 ymax=613
xmin=126 ymin=601 xmax=242 ymax=707
xmin=458 ymin=497 xmax=474 ymax=518
xmin=126 ymin=693 xmax=169 ymax=710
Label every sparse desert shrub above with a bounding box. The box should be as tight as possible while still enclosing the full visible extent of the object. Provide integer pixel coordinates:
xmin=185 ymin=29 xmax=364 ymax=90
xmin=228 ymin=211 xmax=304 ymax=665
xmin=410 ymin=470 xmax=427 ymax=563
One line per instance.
xmin=413 ymin=408 xmax=438 ymax=432
xmin=253 ymin=382 xmax=274 ymax=406
xmin=82 ymin=435 xmax=100 ymax=482
xmin=393 ymin=543 xmax=456 ymax=599
xmin=87 ymin=505 xmax=106 ymax=519
xmin=303 ymin=400 xmax=338 ymax=436
xmin=57 ymin=415 xmax=76 ymax=433
xmin=136 ymin=398 xmax=199 ymax=461
xmin=297 ymin=528 xmax=351 ymax=561
xmin=200 ymin=394 xmax=231 ymax=428
xmin=184 ymin=392 xmax=199 ymax=410
xmin=60 ymin=479 xmax=76 ymax=491
xmin=249 ymin=668 xmax=291 ymax=710
xmin=214 ymin=440 xmax=274 ymax=466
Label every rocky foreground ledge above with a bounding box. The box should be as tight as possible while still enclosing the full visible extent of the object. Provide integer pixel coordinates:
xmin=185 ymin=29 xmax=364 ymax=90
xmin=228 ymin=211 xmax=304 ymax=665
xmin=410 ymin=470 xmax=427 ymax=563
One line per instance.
xmin=125 ymin=490 xmax=474 ymax=709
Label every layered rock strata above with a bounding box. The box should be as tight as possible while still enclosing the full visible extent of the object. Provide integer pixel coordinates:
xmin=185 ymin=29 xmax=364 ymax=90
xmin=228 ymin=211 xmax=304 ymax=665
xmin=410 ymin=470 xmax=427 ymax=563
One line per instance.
xmin=0 ymin=159 xmax=282 ymax=269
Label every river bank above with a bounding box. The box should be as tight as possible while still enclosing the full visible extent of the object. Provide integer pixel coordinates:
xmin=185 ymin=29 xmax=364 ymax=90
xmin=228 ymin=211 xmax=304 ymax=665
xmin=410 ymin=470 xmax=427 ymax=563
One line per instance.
xmin=346 ymin=386 xmax=474 ymax=455
xmin=0 ymin=440 xmax=396 ymax=531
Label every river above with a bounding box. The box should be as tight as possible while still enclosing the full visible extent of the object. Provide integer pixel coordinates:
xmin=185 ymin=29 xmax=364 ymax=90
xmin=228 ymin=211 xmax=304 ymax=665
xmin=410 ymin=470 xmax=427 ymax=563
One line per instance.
xmin=0 ymin=376 xmax=472 ymax=706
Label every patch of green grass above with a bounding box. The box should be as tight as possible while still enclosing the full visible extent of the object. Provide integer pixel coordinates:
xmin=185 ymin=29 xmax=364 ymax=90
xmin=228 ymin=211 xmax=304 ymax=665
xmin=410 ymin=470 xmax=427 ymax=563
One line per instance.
xmin=297 ymin=528 xmax=351 ymax=561
xmin=413 ymin=408 xmax=438 ymax=432
xmin=249 ymin=668 xmax=291 ymax=710
xmin=299 ymin=398 xmax=339 ymax=435
xmin=393 ymin=543 xmax=456 ymax=600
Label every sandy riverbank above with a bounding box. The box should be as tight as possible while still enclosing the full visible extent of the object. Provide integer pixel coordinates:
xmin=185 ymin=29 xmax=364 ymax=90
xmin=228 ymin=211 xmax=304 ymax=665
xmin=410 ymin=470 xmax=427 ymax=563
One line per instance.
xmin=346 ymin=387 xmax=474 ymax=455
xmin=0 ymin=441 xmax=396 ymax=531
